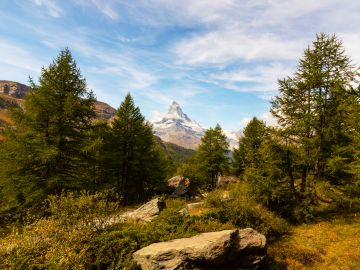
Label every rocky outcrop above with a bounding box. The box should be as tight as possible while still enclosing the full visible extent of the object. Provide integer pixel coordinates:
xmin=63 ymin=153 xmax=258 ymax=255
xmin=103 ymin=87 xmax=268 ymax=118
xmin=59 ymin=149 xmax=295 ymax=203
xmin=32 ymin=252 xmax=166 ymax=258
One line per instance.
xmin=94 ymin=101 xmax=116 ymax=121
xmin=133 ymin=228 xmax=267 ymax=270
xmin=0 ymin=80 xmax=117 ymax=123
xmin=0 ymin=81 xmax=30 ymax=98
xmin=168 ymin=175 xmax=191 ymax=197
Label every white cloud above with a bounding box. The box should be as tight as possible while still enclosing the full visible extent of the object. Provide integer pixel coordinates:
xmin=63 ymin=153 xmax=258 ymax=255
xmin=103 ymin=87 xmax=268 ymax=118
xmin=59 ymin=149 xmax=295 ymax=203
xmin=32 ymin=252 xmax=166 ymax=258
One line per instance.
xmin=241 ymin=112 xmax=278 ymax=128
xmin=33 ymin=0 xmax=63 ymax=18
xmin=261 ymin=112 xmax=278 ymax=127
xmin=175 ymin=32 xmax=306 ymax=65
xmin=241 ymin=117 xmax=252 ymax=127
xmin=340 ymin=33 xmax=360 ymax=67
xmin=211 ymin=63 xmax=295 ymax=91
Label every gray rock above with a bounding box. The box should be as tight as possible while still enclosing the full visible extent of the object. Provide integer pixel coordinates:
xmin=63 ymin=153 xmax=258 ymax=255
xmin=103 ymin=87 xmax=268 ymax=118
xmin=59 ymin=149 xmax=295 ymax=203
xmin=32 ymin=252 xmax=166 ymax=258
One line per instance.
xmin=121 ymin=197 xmax=166 ymax=222
xmin=103 ymin=198 xmax=166 ymax=226
xmin=167 ymin=175 xmax=191 ymax=197
xmin=133 ymin=228 xmax=267 ymax=270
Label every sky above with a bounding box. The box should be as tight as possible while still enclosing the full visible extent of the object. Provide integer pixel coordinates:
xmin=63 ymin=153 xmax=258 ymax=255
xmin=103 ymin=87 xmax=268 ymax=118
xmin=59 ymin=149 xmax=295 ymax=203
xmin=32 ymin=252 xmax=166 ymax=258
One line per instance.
xmin=1 ymin=0 xmax=360 ymax=130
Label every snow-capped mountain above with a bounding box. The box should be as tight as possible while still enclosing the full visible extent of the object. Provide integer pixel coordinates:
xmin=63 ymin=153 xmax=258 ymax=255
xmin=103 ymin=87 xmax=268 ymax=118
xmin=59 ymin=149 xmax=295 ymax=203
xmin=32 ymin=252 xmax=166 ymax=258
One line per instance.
xmin=152 ymin=101 xmax=205 ymax=149
xmin=152 ymin=101 xmax=241 ymax=150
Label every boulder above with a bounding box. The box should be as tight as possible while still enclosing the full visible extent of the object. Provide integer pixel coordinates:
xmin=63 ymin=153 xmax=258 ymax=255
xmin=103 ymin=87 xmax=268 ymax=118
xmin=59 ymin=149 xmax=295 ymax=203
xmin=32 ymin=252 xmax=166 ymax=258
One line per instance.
xmin=133 ymin=228 xmax=267 ymax=270
xmin=217 ymin=176 xmax=239 ymax=188
xmin=167 ymin=175 xmax=191 ymax=197
xmin=101 ymin=198 xmax=166 ymax=226
xmin=121 ymin=197 xmax=166 ymax=222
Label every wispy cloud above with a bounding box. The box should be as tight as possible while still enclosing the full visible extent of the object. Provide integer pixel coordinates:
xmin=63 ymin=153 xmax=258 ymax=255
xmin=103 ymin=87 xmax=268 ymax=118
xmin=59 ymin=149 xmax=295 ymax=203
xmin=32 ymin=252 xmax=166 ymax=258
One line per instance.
xmin=209 ymin=63 xmax=296 ymax=93
xmin=33 ymin=0 xmax=63 ymax=18
xmin=0 ymin=39 xmax=44 ymax=73
xmin=175 ymin=32 xmax=306 ymax=65
xmin=73 ymin=0 xmax=119 ymax=20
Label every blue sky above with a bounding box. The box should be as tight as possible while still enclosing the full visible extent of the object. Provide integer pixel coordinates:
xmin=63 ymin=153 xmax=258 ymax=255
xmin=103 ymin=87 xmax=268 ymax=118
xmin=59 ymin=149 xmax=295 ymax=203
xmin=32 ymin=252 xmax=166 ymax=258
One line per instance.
xmin=1 ymin=1 xmax=359 ymax=130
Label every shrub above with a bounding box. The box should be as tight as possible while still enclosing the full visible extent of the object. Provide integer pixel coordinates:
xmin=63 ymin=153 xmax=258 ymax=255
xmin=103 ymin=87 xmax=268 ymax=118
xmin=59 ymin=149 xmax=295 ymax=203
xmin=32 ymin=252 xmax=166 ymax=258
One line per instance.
xmin=204 ymin=181 xmax=289 ymax=238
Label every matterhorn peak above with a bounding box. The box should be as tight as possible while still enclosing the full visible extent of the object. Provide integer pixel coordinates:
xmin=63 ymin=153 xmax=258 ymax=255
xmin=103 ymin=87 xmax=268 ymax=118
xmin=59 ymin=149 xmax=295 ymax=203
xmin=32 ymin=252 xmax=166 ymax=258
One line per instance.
xmin=152 ymin=100 xmax=240 ymax=150
xmin=152 ymin=101 xmax=205 ymax=149
xmin=166 ymin=101 xmax=190 ymax=122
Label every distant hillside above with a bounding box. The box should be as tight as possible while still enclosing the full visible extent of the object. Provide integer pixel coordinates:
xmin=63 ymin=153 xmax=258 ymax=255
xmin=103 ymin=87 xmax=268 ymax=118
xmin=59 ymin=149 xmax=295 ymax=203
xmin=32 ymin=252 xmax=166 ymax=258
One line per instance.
xmin=155 ymin=136 xmax=196 ymax=164
xmin=0 ymin=80 xmax=116 ymax=123
xmin=0 ymin=80 xmax=29 ymax=98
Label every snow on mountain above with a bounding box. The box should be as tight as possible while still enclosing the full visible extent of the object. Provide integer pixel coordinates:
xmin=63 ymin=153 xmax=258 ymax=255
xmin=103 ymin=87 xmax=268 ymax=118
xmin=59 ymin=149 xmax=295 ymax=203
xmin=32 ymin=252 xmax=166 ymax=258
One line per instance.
xmin=152 ymin=101 xmax=241 ymax=150
xmin=152 ymin=101 xmax=205 ymax=149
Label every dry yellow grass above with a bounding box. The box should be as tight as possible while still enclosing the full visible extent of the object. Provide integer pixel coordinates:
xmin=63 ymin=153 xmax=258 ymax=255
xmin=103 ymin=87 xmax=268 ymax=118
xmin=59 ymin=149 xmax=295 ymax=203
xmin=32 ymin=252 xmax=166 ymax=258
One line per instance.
xmin=268 ymin=213 xmax=360 ymax=270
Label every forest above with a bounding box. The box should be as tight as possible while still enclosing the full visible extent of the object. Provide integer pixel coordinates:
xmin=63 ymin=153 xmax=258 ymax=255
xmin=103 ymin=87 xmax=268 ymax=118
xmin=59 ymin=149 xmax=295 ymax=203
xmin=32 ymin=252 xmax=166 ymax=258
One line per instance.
xmin=0 ymin=33 xmax=359 ymax=269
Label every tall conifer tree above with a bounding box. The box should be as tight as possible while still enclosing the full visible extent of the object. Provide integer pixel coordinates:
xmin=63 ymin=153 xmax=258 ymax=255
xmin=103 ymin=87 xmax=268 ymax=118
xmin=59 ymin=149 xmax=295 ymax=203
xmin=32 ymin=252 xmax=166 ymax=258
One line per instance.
xmin=0 ymin=48 xmax=95 ymax=211
xmin=197 ymin=124 xmax=229 ymax=188
xmin=107 ymin=93 xmax=167 ymax=205
xmin=271 ymin=33 xmax=358 ymax=199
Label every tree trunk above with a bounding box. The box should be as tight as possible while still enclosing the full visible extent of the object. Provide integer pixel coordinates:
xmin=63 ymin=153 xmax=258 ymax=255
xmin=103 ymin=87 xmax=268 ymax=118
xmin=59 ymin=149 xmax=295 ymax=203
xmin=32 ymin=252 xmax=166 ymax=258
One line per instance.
xmin=300 ymin=165 xmax=307 ymax=192
xmin=286 ymin=149 xmax=296 ymax=196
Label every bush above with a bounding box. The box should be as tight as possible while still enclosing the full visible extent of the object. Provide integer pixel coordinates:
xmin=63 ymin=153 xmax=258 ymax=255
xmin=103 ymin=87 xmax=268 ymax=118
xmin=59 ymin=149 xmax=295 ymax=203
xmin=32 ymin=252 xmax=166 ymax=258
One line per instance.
xmin=204 ymin=181 xmax=289 ymax=238
xmin=0 ymin=191 xmax=118 ymax=269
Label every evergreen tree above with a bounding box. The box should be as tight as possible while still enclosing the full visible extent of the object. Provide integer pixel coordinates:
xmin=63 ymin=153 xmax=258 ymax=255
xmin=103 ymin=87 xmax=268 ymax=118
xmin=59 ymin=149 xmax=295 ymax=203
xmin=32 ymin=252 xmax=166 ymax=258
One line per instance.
xmin=244 ymin=136 xmax=299 ymax=218
xmin=232 ymin=117 xmax=267 ymax=176
xmin=271 ymin=33 xmax=358 ymax=200
xmin=196 ymin=124 xmax=229 ymax=188
xmin=106 ymin=94 xmax=167 ymax=205
xmin=0 ymin=48 xmax=95 ymax=212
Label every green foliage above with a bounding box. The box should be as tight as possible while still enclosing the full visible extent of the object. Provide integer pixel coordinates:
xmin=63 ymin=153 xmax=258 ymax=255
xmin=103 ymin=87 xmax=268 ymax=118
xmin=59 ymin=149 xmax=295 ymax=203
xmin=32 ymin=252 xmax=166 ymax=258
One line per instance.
xmin=204 ymin=182 xmax=289 ymax=237
xmin=175 ymin=155 xmax=208 ymax=189
xmin=232 ymin=117 xmax=267 ymax=175
xmin=47 ymin=191 xmax=118 ymax=227
xmin=105 ymin=94 xmax=169 ymax=205
xmin=159 ymin=139 xmax=196 ymax=166
xmin=196 ymin=124 xmax=230 ymax=188
xmin=224 ymin=33 xmax=360 ymax=222
xmin=0 ymin=48 xmax=95 ymax=215
xmin=271 ymin=33 xmax=359 ymax=200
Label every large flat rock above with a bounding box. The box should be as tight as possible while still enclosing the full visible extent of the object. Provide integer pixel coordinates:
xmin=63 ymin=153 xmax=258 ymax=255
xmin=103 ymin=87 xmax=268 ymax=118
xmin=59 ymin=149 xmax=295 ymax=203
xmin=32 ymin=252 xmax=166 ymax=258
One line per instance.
xmin=133 ymin=228 xmax=266 ymax=270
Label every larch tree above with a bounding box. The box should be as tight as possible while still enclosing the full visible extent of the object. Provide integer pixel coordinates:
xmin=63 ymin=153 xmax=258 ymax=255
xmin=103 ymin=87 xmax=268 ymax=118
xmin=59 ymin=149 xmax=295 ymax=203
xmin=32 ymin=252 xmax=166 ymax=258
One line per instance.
xmin=196 ymin=124 xmax=229 ymax=188
xmin=232 ymin=117 xmax=267 ymax=176
xmin=271 ymin=33 xmax=358 ymax=200
xmin=0 ymin=48 xmax=96 ymax=211
xmin=106 ymin=93 xmax=168 ymax=206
